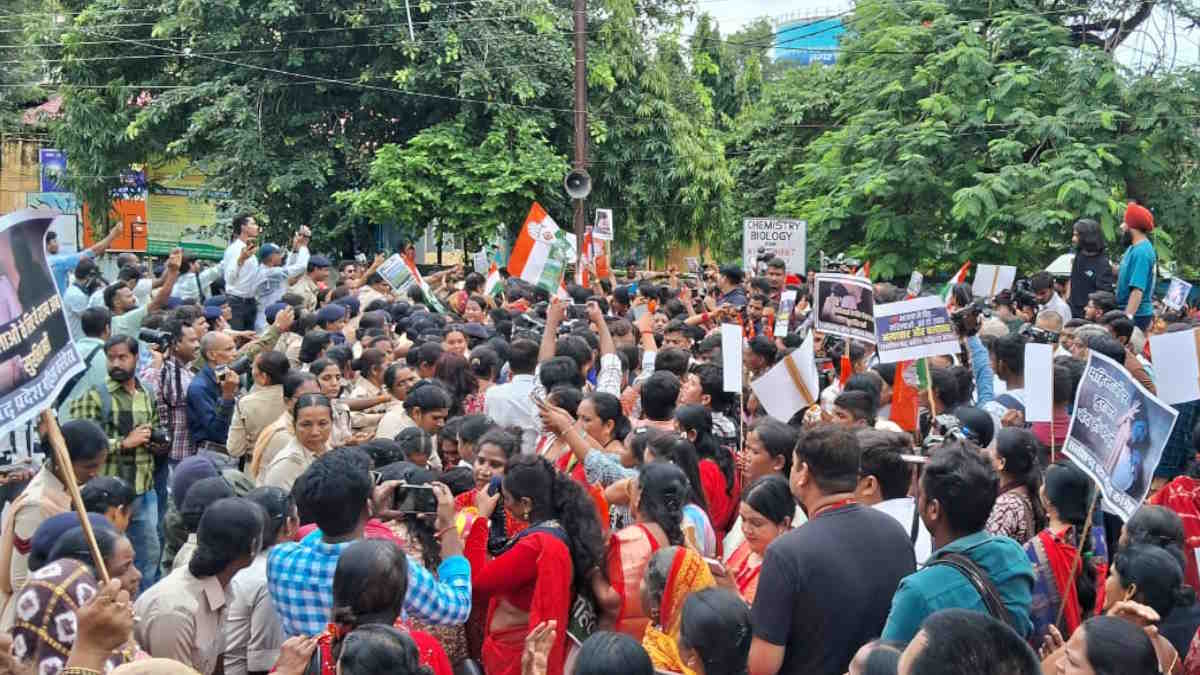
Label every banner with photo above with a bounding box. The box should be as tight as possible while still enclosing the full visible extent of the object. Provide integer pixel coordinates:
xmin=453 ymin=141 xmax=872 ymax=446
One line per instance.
xmin=0 ymin=209 xmax=85 ymax=438
xmin=1062 ymin=351 xmax=1179 ymax=520
xmin=813 ymin=273 xmax=875 ymax=343
xmin=873 ymin=295 xmax=958 ymax=363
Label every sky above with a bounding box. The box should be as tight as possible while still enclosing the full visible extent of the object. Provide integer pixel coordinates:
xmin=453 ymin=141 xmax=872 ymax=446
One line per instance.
xmin=698 ymin=0 xmax=1200 ymax=71
xmin=698 ymin=0 xmax=852 ymax=34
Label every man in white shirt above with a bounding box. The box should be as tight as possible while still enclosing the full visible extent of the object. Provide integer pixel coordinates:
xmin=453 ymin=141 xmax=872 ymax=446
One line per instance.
xmin=1031 ymin=270 xmax=1072 ymax=322
xmin=981 ymin=333 xmax=1027 ymax=428
xmin=173 ymin=255 xmax=224 ymax=302
xmin=222 ymin=214 xmax=261 ymax=330
xmin=853 ymin=431 xmax=933 ymax=564
xmin=484 ymin=338 xmax=539 ymax=454
xmin=63 ymin=257 xmax=98 ymax=340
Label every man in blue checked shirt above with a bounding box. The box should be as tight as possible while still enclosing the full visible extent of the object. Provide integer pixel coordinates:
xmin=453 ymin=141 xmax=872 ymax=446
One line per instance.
xmin=267 ymin=448 xmax=471 ymax=636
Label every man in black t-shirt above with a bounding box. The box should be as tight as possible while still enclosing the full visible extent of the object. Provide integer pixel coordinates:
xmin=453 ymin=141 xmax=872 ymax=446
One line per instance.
xmin=748 ymin=425 xmax=916 ymax=675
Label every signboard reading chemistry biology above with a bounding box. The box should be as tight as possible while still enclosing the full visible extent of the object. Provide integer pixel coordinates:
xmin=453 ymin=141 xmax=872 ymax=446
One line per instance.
xmin=873 ymin=296 xmax=959 ymax=363
xmin=743 ymin=218 xmax=806 ymax=275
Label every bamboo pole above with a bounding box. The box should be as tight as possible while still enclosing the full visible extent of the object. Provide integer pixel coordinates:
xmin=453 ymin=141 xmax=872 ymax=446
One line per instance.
xmin=40 ymin=410 xmax=109 ymax=583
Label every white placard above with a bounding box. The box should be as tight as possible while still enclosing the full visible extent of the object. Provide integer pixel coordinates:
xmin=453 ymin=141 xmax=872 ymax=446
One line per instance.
xmin=1024 ymin=342 xmax=1054 ymax=422
xmin=743 ymin=218 xmax=806 ymax=275
xmin=872 ymin=295 xmax=959 ymax=363
xmin=473 ymin=250 xmax=489 ymax=275
xmin=593 ymin=209 xmax=614 ymax=240
xmin=774 ymin=290 xmax=798 ymax=337
xmin=1149 ymin=329 xmax=1200 ymax=404
xmin=971 ymin=264 xmax=1017 ymax=298
xmin=721 ymin=324 xmax=743 ymax=393
xmin=1166 ymin=278 xmax=1192 ymax=311
xmin=750 ymin=333 xmax=819 ymax=422
xmin=906 ymin=271 xmax=923 ymax=298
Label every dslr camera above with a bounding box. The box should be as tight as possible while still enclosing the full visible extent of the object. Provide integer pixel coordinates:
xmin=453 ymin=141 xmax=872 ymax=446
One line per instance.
xmin=950 ymin=300 xmax=985 ymax=337
xmin=148 ymin=426 xmax=171 ymax=455
xmin=138 ymin=328 xmax=172 ymax=350
xmin=1020 ymin=324 xmax=1060 ymax=345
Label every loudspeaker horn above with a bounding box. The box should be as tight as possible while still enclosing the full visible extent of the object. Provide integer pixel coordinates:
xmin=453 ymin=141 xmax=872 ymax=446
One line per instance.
xmin=564 ymin=169 xmax=591 ymax=200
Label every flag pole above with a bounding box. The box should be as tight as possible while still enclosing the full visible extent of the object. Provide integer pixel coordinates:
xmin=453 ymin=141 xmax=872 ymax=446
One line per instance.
xmin=923 ymin=357 xmax=938 ymax=418
xmin=1054 ymin=481 xmax=1100 ymax=628
xmin=39 ymin=409 xmax=110 ymax=583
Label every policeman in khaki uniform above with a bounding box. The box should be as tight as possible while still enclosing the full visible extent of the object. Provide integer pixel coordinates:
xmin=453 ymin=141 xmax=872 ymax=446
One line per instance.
xmin=225 ymin=351 xmax=290 ymax=460
xmin=288 ymin=254 xmax=330 ymax=313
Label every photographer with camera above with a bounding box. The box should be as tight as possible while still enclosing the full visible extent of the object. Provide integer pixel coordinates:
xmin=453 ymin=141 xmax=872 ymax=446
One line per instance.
xmin=68 ymin=335 xmax=168 ymax=591
xmin=155 ymin=317 xmax=200 ymax=465
xmin=185 ymin=331 xmax=243 ymax=455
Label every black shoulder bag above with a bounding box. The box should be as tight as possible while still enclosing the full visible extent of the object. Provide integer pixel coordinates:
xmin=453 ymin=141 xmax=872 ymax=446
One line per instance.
xmin=925 ymin=552 xmax=1015 ymax=630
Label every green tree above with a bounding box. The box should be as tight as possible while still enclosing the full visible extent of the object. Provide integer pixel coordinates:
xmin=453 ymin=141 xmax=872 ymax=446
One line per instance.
xmin=334 ymin=112 xmax=567 ymax=248
xmin=741 ymin=0 xmax=1200 ymax=278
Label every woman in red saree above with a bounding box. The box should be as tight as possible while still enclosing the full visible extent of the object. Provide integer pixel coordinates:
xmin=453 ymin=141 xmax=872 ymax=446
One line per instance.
xmin=1148 ymin=462 xmax=1200 ymax=592
xmin=723 ymin=475 xmax=794 ymax=604
xmin=1023 ymin=462 xmax=1106 ymax=644
xmin=468 ymin=455 xmax=606 ymax=675
xmin=676 ymin=406 xmax=740 ymax=541
xmin=454 ymin=429 xmax=527 ymax=541
xmin=606 ymin=462 xmax=693 ymax=640
xmin=640 ymin=546 xmax=716 ymax=675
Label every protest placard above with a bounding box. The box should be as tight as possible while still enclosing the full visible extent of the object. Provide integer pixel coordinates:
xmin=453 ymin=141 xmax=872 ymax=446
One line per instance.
xmin=593 ymin=209 xmax=614 ymax=241
xmin=379 ymin=253 xmax=418 ymax=293
xmin=971 ymin=264 xmax=1017 ymax=298
xmin=1166 ymin=278 xmax=1192 ymax=311
xmin=814 ymin=273 xmax=875 ymax=343
xmin=906 ymin=271 xmax=923 ymax=298
xmin=685 ymin=257 xmax=701 ymax=274
xmin=473 ymin=250 xmax=490 ymax=275
xmin=0 ymin=209 xmax=85 ymax=438
xmin=774 ymin=290 xmax=797 ymax=337
xmin=1148 ymin=328 xmax=1200 ymax=405
xmin=721 ymin=324 xmax=743 ymax=394
xmin=743 ymin=218 xmax=806 ymax=275
xmin=1024 ymin=343 xmax=1054 ymax=423
xmin=872 ymin=295 xmax=957 ymax=363
xmin=750 ymin=332 xmax=819 ymax=422
xmin=1062 ymin=351 xmax=1179 ymax=520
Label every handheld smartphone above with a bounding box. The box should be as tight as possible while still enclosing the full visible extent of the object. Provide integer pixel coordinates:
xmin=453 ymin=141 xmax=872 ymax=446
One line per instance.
xmin=702 ymin=556 xmax=726 ymax=577
xmin=531 ymin=390 xmax=548 ymax=409
xmin=487 ymin=476 xmax=503 ymax=497
xmin=393 ymin=483 xmax=437 ymax=513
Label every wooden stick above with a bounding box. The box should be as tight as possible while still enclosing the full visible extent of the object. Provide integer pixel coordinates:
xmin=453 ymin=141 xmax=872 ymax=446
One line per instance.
xmin=924 ymin=357 xmax=938 ymax=415
xmin=1054 ymin=484 xmax=1101 ymax=629
xmin=1049 ymin=365 xmax=1056 ymax=464
xmin=39 ymin=409 xmax=110 ymax=583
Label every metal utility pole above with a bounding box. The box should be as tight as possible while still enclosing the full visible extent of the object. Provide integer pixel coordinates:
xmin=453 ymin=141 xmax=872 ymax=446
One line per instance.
xmin=571 ymin=0 xmax=587 ymax=269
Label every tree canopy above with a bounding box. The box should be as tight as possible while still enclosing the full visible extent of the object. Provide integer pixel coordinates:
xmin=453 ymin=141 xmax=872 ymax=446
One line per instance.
xmin=8 ymin=0 xmax=1200 ymax=276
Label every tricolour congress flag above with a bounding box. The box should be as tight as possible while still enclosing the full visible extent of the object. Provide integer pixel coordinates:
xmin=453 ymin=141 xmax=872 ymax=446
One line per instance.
xmin=508 ymin=202 xmax=576 ymax=293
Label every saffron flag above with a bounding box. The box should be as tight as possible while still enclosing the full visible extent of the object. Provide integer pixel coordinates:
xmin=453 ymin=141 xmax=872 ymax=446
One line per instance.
xmin=853 ymin=261 xmax=871 ymax=278
xmin=508 ymin=202 xmax=576 ymax=293
xmin=890 ymin=360 xmax=920 ymax=432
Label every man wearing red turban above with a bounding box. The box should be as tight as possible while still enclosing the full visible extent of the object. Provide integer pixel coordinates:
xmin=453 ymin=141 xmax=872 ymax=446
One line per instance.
xmin=1115 ymin=201 xmax=1157 ymax=331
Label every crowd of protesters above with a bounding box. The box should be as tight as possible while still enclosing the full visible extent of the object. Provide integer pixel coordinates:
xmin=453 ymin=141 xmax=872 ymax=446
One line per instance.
xmin=0 ymin=201 xmax=1198 ymax=675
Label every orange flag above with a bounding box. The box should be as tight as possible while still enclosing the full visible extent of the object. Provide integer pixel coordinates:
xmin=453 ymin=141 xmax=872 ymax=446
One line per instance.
xmin=890 ymin=360 xmax=920 ymax=432
xmin=839 ymin=352 xmax=853 ymax=386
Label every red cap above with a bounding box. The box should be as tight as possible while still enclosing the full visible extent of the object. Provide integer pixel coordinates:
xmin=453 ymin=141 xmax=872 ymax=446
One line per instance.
xmin=1124 ymin=202 xmax=1155 ymax=232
